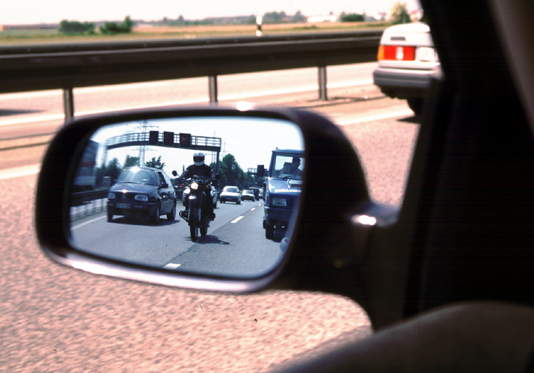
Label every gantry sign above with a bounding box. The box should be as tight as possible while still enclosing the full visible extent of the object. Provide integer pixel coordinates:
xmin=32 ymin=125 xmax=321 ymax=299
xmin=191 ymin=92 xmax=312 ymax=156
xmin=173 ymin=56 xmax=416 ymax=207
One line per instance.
xmin=104 ymin=130 xmax=222 ymax=168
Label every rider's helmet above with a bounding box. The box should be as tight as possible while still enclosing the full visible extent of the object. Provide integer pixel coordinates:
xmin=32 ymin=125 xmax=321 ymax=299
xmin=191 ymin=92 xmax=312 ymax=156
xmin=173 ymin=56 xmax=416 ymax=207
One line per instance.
xmin=193 ymin=152 xmax=205 ymax=166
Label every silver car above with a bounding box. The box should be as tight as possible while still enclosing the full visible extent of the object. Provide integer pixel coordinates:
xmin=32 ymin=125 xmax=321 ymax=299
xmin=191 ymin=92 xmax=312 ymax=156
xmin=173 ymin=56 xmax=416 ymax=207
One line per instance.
xmin=373 ymin=22 xmax=441 ymax=115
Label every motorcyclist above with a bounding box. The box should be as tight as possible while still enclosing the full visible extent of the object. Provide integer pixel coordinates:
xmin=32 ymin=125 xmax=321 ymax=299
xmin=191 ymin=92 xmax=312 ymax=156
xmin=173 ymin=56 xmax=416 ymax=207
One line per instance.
xmin=179 ymin=153 xmax=216 ymax=220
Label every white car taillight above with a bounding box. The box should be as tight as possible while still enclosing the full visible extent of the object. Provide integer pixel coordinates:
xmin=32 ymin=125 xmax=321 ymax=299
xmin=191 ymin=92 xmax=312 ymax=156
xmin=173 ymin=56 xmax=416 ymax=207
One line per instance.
xmin=416 ymin=47 xmax=438 ymax=62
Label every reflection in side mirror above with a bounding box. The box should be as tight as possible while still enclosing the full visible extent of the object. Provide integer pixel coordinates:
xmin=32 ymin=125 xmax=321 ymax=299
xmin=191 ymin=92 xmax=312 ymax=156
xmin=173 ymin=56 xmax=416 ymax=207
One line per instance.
xmin=257 ymin=164 xmax=265 ymax=177
xmin=69 ymin=116 xmax=304 ymax=279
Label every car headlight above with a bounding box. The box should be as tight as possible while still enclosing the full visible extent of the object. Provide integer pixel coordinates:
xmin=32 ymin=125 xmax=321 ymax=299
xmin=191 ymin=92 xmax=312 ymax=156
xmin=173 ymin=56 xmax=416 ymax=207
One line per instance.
xmin=134 ymin=194 xmax=149 ymax=202
xmin=272 ymin=197 xmax=287 ymax=207
xmin=191 ymin=182 xmax=199 ymax=190
xmin=108 ymin=192 xmax=116 ymax=199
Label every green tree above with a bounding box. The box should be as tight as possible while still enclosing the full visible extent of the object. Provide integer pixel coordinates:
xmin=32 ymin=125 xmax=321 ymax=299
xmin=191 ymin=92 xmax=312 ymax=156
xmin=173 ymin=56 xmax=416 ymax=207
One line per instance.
xmin=124 ymin=155 xmax=139 ymax=168
xmin=212 ymin=154 xmax=251 ymax=189
xmin=291 ymin=11 xmax=307 ymax=23
xmin=59 ymin=20 xmax=95 ymax=34
xmin=340 ymin=13 xmax=365 ymax=22
xmin=390 ymin=2 xmax=411 ymax=24
xmin=122 ymin=16 xmax=133 ymax=30
xmin=145 ymin=156 xmax=165 ymax=169
xmin=99 ymin=16 xmax=134 ymax=34
xmin=104 ymin=158 xmax=122 ymax=184
xmin=264 ymin=11 xmax=287 ymax=24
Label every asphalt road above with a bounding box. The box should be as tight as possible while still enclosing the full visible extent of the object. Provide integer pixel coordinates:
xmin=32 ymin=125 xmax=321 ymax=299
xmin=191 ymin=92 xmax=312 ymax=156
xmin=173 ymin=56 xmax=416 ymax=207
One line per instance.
xmin=71 ymin=200 xmax=285 ymax=277
xmin=0 ymin=70 xmax=419 ymax=372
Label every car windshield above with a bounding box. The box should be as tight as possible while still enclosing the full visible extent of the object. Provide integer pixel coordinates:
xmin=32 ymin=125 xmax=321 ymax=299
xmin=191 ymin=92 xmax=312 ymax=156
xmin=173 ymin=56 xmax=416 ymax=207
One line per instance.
xmin=117 ymin=169 xmax=157 ymax=186
xmin=273 ymin=155 xmax=304 ymax=179
xmin=224 ymin=187 xmax=239 ymax=193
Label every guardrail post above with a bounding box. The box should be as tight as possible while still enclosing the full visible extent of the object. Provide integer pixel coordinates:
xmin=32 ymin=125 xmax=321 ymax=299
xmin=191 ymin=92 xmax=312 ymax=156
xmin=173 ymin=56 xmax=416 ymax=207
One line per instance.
xmin=208 ymin=75 xmax=218 ymax=104
xmin=318 ymin=66 xmax=328 ymax=101
xmin=63 ymin=87 xmax=75 ymax=120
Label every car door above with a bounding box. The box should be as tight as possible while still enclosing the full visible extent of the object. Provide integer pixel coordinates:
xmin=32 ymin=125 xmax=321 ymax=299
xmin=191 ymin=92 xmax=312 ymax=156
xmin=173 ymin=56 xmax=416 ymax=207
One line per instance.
xmin=156 ymin=171 xmax=171 ymax=213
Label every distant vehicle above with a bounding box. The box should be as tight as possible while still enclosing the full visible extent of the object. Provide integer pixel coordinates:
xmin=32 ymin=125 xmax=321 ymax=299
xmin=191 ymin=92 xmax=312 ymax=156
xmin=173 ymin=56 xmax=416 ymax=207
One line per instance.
xmin=72 ymin=140 xmax=98 ymax=191
xmin=248 ymin=187 xmax=261 ymax=200
xmin=241 ymin=189 xmax=256 ymax=201
xmin=107 ymin=166 xmax=177 ymax=224
xmin=373 ymin=22 xmax=441 ymax=115
xmin=262 ymin=149 xmax=303 ymax=240
xmin=219 ymin=186 xmax=241 ymax=204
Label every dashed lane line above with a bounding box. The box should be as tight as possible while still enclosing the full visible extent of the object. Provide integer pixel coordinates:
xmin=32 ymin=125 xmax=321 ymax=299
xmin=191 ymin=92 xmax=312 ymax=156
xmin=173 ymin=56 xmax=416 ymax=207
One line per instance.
xmin=231 ymin=216 xmax=244 ymax=224
xmin=337 ymin=108 xmax=414 ymax=126
xmin=163 ymin=263 xmax=182 ymax=270
xmin=0 ymin=164 xmax=40 ymax=180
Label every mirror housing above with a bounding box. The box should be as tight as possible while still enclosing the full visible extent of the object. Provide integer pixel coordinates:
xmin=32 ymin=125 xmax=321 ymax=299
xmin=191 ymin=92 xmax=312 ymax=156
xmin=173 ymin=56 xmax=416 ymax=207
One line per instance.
xmin=36 ymin=105 xmax=372 ymax=295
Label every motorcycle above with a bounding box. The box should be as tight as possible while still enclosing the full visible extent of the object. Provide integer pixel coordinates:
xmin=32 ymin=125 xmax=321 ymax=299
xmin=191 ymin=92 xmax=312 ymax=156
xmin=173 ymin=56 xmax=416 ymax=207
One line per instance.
xmin=180 ymin=175 xmax=213 ymax=241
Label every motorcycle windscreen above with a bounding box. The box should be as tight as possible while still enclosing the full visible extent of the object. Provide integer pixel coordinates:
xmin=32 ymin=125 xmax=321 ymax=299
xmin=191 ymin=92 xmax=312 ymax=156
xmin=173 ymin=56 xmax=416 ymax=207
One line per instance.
xmin=67 ymin=115 xmax=304 ymax=279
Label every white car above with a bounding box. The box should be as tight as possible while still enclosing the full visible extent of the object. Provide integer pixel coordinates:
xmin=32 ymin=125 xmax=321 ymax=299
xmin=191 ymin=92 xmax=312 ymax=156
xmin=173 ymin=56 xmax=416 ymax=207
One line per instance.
xmin=373 ymin=22 xmax=442 ymax=115
xmin=219 ymin=186 xmax=241 ymax=204
xmin=241 ymin=189 xmax=256 ymax=201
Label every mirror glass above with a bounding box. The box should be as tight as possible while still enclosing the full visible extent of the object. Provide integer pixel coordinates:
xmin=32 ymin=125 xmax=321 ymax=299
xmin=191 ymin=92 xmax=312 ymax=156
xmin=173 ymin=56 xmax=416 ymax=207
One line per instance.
xmin=68 ymin=115 xmax=304 ymax=278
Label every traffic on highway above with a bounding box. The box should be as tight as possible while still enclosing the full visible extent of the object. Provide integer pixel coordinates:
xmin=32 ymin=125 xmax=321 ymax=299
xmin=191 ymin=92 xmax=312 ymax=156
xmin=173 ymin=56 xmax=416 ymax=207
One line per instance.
xmin=69 ymin=115 xmax=305 ymax=278
xmin=0 ymin=16 xmax=433 ymax=372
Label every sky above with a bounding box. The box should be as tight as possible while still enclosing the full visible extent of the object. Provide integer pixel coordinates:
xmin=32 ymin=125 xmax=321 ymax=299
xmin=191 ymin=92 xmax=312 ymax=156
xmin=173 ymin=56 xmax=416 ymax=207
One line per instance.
xmin=89 ymin=116 xmax=304 ymax=177
xmin=2 ymin=0 xmax=420 ymax=25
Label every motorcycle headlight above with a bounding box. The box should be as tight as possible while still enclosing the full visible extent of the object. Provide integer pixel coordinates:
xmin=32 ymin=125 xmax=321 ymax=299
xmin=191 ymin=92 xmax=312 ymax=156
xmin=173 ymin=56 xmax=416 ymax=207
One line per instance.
xmin=134 ymin=194 xmax=149 ymax=202
xmin=191 ymin=182 xmax=199 ymax=190
xmin=108 ymin=192 xmax=116 ymax=200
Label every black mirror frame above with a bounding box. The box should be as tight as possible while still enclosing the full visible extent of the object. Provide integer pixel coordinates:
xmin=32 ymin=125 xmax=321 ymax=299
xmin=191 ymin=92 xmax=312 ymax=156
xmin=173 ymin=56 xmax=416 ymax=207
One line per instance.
xmin=36 ymin=104 xmax=371 ymax=294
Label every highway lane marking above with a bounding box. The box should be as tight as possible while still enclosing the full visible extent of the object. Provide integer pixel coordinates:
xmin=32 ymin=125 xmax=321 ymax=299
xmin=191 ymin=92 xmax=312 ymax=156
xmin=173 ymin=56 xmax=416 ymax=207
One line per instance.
xmin=0 ymin=113 xmax=66 ymax=127
xmin=71 ymin=215 xmax=107 ymax=230
xmin=163 ymin=263 xmax=182 ymax=270
xmin=251 ymin=208 xmax=256 ymax=211
xmin=337 ymin=108 xmax=414 ymax=126
xmin=0 ymin=79 xmax=373 ymax=128
xmin=231 ymin=216 xmax=244 ymax=224
xmin=0 ymin=164 xmax=40 ymax=180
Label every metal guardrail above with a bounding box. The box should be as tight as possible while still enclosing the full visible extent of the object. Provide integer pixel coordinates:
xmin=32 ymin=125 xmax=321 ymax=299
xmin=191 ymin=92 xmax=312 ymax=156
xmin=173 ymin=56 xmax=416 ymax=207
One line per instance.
xmin=0 ymin=30 xmax=382 ymax=118
xmin=70 ymin=198 xmax=107 ymax=222
xmin=70 ymin=189 xmax=109 ymax=222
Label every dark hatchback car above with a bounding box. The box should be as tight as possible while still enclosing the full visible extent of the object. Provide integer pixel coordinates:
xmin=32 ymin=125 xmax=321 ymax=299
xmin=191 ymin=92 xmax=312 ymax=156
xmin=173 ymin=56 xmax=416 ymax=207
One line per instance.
xmin=107 ymin=166 xmax=177 ymax=224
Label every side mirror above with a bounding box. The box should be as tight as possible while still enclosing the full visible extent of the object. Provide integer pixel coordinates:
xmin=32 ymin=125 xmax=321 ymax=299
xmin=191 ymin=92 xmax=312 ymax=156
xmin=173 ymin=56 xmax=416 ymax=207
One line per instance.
xmin=35 ymin=105 xmax=370 ymax=294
